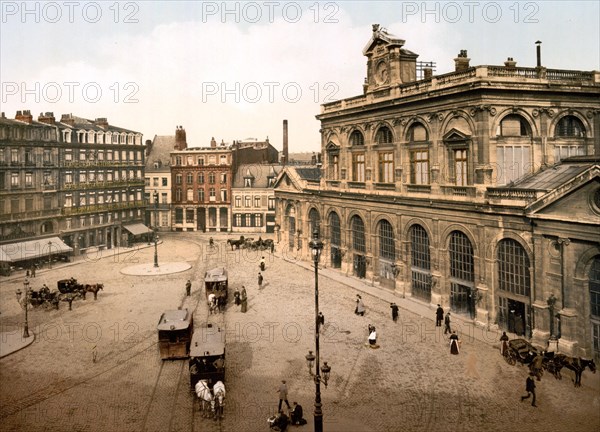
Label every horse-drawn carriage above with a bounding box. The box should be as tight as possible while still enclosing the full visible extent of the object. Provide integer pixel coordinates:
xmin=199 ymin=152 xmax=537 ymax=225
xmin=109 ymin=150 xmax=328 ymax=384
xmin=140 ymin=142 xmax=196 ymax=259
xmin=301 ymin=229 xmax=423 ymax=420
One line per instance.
xmin=204 ymin=267 xmax=228 ymax=312
xmin=503 ymin=338 xmax=540 ymax=366
xmin=190 ymin=323 xmax=226 ymax=419
xmin=57 ymin=278 xmax=85 ymax=294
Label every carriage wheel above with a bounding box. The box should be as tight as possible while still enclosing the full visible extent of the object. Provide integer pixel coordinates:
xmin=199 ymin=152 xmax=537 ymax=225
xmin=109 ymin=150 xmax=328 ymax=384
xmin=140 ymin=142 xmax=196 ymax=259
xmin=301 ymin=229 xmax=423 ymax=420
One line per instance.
xmin=504 ymin=353 xmax=516 ymax=366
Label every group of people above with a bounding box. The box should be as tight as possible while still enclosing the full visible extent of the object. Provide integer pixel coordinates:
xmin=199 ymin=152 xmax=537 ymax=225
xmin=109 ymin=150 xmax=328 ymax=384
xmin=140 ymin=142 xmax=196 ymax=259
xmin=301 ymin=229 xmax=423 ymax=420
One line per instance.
xmin=269 ymin=380 xmax=307 ymax=431
xmin=233 ymin=286 xmax=248 ymax=313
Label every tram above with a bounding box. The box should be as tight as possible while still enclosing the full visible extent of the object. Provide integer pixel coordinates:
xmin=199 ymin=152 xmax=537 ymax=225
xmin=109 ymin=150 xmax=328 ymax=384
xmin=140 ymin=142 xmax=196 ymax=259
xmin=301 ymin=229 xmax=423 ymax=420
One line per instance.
xmin=204 ymin=267 xmax=228 ymax=302
xmin=189 ymin=322 xmax=226 ymax=388
xmin=157 ymin=309 xmax=194 ymax=360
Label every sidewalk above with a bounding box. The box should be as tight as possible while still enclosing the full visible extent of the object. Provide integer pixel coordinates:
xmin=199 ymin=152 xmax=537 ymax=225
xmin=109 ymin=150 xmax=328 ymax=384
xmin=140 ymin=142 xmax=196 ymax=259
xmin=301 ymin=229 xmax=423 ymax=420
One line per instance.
xmin=0 ymin=331 xmax=35 ymax=359
xmin=279 ymin=251 xmax=503 ymax=349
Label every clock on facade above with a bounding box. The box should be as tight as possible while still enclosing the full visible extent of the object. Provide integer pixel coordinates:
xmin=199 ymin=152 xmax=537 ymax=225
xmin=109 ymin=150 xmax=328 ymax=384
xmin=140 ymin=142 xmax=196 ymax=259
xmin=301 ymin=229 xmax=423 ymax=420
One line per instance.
xmin=375 ymin=61 xmax=389 ymax=85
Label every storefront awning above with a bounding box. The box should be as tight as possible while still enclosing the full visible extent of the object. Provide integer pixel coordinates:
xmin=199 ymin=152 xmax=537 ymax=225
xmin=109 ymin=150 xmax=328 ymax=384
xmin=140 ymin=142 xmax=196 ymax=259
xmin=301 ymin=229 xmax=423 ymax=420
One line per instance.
xmin=0 ymin=237 xmax=73 ymax=263
xmin=123 ymin=223 xmax=152 ymax=236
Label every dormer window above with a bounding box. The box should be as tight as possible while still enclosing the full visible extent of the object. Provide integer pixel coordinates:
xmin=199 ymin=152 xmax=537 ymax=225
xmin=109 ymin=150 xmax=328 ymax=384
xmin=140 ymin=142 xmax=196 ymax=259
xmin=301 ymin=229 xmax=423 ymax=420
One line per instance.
xmin=267 ymin=176 xmax=275 ymax=187
xmin=245 ymin=178 xmax=253 ymax=187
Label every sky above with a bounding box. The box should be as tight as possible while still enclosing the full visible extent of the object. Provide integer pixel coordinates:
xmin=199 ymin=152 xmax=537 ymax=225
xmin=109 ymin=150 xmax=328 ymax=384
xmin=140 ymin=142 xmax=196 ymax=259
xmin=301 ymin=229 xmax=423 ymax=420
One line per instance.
xmin=1 ymin=1 xmax=599 ymax=153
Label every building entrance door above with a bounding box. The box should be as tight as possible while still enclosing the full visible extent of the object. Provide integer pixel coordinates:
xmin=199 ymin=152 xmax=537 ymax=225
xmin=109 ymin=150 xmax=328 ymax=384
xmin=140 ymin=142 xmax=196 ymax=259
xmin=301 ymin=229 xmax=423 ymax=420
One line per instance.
xmin=354 ymin=254 xmax=366 ymax=279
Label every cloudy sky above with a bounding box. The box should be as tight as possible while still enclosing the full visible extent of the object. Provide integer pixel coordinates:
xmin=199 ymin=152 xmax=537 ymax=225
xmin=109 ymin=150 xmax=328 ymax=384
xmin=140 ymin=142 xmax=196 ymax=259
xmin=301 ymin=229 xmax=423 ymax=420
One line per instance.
xmin=1 ymin=1 xmax=599 ymax=152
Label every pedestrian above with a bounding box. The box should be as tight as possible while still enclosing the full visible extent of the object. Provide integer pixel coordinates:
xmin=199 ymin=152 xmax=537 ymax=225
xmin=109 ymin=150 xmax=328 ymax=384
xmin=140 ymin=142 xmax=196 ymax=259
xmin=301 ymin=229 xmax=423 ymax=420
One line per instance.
xmin=277 ymin=380 xmax=291 ymax=411
xmin=260 ymin=256 xmax=266 ymax=271
xmin=234 ymin=287 xmax=241 ymax=306
xmin=444 ymin=311 xmax=452 ymax=334
xmin=258 ymin=272 xmax=264 ymax=289
xmin=92 ymin=345 xmax=98 ymax=363
xmin=318 ymin=312 xmax=325 ymax=331
xmin=240 ymin=286 xmax=247 ymax=313
xmin=368 ymin=326 xmax=377 ymax=347
xmin=355 ymin=294 xmax=365 ymax=316
xmin=436 ymin=304 xmax=444 ymax=327
xmin=290 ymin=401 xmax=307 ymax=425
xmin=500 ymin=331 xmax=509 ymax=356
xmin=31 ymin=266 xmax=36 ymax=278
xmin=270 ymin=242 xmax=275 ymax=254
xmin=449 ymin=330 xmax=460 ymax=355
xmin=390 ymin=302 xmax=399 ymax=322
xmin=26 ymin=269 xmax=30 ymax=277
xmin=520 ymin=372 xmax=537 ymax=407
xmin=185 ymin=279 xmax=191 ymax=296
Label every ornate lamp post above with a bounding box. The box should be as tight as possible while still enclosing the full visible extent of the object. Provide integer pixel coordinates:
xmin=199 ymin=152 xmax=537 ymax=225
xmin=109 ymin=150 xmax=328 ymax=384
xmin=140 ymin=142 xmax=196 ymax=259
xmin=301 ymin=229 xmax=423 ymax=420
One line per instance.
xmin=20 ymin=279 xmax=30 ymax=338
xmin=48 ymin=240 xmax=53 ymax=269
xmin=307 ymin=230 xmax=331 ymax=432
xmin=153 ymin=190 xmax=159 ymax=268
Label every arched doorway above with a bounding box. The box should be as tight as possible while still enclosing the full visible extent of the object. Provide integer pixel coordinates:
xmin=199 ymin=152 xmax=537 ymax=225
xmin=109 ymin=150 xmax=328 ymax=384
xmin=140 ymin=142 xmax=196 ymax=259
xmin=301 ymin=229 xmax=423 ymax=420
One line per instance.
xmin=351 ymin=215 xmax=366 ymax=278
xmin=329 ymin=212 xmax=342 ymax=268
xmin=449 ymin=231 xmax=475 ymax=318
xmin=496 ymin=239 xmax=531 ymax=336
xmin=378 ymin=219 xmax=395 ymax=288
xmin=286 ymin=205 xmax=296 ymax=251
xmin=308 ymin=208 xmax=320 ymax=237
xmin=589 ymin=256 xmax=600 ymax=359
xmin=410 ymin=225 xmax=431 ymax=302
xmin=40 ymin=221 xmax=54 ymax=234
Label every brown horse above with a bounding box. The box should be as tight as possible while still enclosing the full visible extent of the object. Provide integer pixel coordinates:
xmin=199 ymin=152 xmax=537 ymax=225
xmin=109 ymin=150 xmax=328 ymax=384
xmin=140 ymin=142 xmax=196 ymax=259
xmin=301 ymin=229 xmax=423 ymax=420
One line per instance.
xmin=82 ymin=283 xmax=104 ymax=300
xmin=544 ymin=354 xmax=597 ymax=387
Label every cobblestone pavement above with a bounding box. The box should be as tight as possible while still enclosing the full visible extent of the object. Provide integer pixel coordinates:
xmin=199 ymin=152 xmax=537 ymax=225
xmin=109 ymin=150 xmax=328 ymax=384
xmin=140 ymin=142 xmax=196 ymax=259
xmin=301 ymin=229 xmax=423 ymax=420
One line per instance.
xmin=1 ymin=233 xmax=599 ymax=432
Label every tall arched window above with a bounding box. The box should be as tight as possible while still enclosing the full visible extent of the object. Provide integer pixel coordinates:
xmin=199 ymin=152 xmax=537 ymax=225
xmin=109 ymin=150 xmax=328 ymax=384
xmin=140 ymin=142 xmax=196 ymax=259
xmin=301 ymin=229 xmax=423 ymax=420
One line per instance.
xmin=378 ymin=219 xmax=395 ymax=284
xmin=308 ymin=208 xmax=320 ymax=237
xmin=329 ymin=212 xmax=341 ymax=268
xmin=556 ymin=115 xmax=585 ymax=138
xmin=449 ymin=231 xmax=475 ymax=317
xmin=351 ymin=215 xmax=366 ymax=278
xmin=590 ymin=256 xmax=600 ymax=359
xmin=554 ymin=115 xmax=586 ymax=162
xmin=496 ymin=114 xmax=532 ymax=185
xmin=408 ymin=123 xmax=430 ymax=185
xmin=411 ymin=225 xmax=431 ymax=301
xmin=286 ymin=205 xmax=296 ymax=250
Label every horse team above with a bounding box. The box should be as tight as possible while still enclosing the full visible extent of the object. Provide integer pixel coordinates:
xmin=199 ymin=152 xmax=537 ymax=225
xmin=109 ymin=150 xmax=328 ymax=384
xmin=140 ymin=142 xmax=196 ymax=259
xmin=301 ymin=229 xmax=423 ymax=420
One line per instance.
xmin=195 ymin=379 xmax=226 ymax=419
xmin=23 ymin=278 xmax=104 ymax=310
xmin=227 ymin=235 xmax=274 ymax=251
xmin=503 ymin=338 xmax=597 ymax=387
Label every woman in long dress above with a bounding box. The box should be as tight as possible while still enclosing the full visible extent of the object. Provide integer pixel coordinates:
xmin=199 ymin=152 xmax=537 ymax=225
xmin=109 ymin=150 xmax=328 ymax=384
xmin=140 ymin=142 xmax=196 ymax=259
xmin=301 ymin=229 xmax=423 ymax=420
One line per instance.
xmin=240 ymin=286 xmax=248 ymax=313
xmin=355 ymin=295 xmax=365 ymax=316
xmin=449 ymin=331 xmax=460 ymax=355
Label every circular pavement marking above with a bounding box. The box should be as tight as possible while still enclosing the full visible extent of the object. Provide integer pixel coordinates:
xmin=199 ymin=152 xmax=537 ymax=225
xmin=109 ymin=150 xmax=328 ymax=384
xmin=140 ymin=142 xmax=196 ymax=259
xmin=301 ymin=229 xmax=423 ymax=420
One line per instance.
xmin=120 ymin=262 xmax=191 ymax=276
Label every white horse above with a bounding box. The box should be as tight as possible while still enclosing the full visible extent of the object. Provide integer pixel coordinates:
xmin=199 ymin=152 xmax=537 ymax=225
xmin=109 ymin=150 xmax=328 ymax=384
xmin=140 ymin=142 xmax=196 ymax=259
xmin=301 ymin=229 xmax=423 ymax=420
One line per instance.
xmin=213 ymin=380 xmax=226 ymax=419
xmin=195 ymin=379 xmax=214 ymax=417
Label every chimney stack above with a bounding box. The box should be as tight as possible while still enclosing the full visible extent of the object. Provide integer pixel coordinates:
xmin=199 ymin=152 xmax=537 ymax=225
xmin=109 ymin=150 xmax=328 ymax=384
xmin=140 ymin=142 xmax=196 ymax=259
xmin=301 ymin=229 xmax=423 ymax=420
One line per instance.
xmin=454 ymin=50 xmax=470 ymax=72
xmin=210 ymin=137 xmax=217 ymax=148
xmin=94 ymin=117 xmax=109 ymax=129
xmin=38 ymin=112 xmax=55 ymax=124
xmin=175 ymin=126 xmax=187 ymax=150
xmin=15 ymin=110 xmax=33 ymax=124
xmin=535 ymin=40 xmax=542 ymax=67
xmin=282 ymin=119 xmax=288 ymax=165
xmin=423 ymin=68 xmax=433 ymax=80
xmin=504 ymin=57 xmax=517 ymax=70
xmin=60 ymin=113 xmax=75 ymax=126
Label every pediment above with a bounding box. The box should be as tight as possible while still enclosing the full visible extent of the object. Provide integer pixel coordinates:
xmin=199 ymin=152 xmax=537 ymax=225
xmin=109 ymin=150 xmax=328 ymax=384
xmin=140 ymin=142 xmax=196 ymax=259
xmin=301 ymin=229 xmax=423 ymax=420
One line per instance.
xmin=527 ymin=172 xmax=600 ymax=225
xmin=443 ymin=128 xmax=471 ymax=142
xmin=326 ymin=141 xmax=340 ymax=152
xmin=273 ymin=170 xmax=303 ymax=192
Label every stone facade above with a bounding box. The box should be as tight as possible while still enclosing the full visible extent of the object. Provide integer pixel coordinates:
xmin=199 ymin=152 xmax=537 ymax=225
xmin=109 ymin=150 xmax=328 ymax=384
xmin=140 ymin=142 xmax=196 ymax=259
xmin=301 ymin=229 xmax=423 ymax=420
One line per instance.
xmin=275 ymin=25 xmax=600 ymax=358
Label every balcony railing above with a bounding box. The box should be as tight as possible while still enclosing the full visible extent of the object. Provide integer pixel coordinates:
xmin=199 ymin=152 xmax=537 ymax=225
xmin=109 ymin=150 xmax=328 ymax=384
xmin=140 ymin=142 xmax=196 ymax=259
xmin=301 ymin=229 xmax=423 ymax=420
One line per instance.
xmin=0 ymin=208 xmax=61 ymax=222
xmin=63 ymin=179 xmax=145 ymax=190
xmin=61 ymin=200 xmax=146 ymax=215
xmin=486 ymin=188 xmax=539 ymax=200
xmin=406 ymin=184 xmax=431 ymax=194
xmin=441 ymin=185 xmax=476 ymax=197
xmin=347 ymin=181 xmax=366 ymax=189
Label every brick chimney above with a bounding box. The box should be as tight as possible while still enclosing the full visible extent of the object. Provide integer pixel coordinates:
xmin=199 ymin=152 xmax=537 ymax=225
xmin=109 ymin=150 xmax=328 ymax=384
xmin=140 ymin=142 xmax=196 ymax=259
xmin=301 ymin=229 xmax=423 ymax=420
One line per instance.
xmin=37 ymin=112 xmax=55 ymax=124
xmin=15 ymin=110 xmax=33 ymax=123
xmin=454 ymin=50 xmax=470 ymax=72
xmin=282 ymin=119 xmax=288 ymax=166
xmin=210 ymin=137 xmax=217 ymax=148
xmin=94 ymin=117 xmax=109 ymax=129
xmin=423 ymin=68 xmax=433 ymax=80
xmin=175 ymin=126 xmax=187 ymax=150
xmin=60 ymin=113 xmax=75 ymax=126
xmin=504 ymin=57 xmax=517 ymax=70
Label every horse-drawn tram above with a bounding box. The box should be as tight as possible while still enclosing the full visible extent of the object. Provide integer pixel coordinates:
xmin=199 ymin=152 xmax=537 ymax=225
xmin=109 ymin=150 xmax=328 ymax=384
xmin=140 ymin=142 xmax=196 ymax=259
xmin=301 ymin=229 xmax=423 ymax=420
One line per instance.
xmin=189 ymin=322 xmax=226 ymax=388
xmin=157 ymin=309 xmax=194 ymax=360
xmin=204 ymin=267 xmax=229 ymax=310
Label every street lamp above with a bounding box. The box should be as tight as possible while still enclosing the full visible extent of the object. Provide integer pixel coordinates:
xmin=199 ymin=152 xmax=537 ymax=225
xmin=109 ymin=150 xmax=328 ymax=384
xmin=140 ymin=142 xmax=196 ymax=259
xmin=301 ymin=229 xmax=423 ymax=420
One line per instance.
xmin=308 ymin=229 xmax=330 ymax=432
xmin=20 ymin=279 xmax=30 ymax=338
xmin=48 ymin=240 xmax=53 ymax=269
xmin=391 ymin=262 xmax=401 ymax=297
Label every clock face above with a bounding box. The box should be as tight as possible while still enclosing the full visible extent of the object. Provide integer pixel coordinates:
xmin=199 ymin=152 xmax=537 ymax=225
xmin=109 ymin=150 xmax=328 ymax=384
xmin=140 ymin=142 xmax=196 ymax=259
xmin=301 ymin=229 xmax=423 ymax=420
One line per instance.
xmin=376 ymin=61 xmax=389 ymax=84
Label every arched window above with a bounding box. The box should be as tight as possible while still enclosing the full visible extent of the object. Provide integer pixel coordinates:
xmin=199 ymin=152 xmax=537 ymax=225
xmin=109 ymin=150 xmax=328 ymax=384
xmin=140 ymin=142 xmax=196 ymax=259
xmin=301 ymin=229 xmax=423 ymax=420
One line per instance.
xmin=378 ymin=220 xmax=395 ymax=260
xmin=497 ymin=239 xmax=530 ymax=296
xmin=408 ymin=123 xmax=428 ymax=142
xmin=376 ymin=126 xmax=393 ymax=145
xmin=408 ymin=123 xmax=429 ymax=185
xmin=329 ymin=212 xmax=342 ymax=268
xmin=351 ymin=215 xmax=365 ymax=253
xmin=308 ymin=208 xmax=320 ymax=237
xmin=410 ymin=225 xmax=431 ymax=301
xmin=498 ymin=114 xmax=531 ymax=137
xmin=449 ymin=231 xmax=475 ymax=317
xmin=349 ymin=130 xmax=364 ymax=146
xmin=556 ymin=115 xmax=585 ymax=138
xmin=590 ymin=256 xmax=600 ymax=358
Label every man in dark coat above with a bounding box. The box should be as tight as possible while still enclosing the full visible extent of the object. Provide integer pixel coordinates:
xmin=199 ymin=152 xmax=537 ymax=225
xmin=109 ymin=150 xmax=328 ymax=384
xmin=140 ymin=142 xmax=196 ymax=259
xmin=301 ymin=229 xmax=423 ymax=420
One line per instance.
xmin=444 ymin=312 xmax=452 ymax=334
xmin=390 ymin=303 xmax=399 ymax=322
xmin=185 ymin=280 xmax=191 ymax=296
xmin=258 ymin=272 xmax=264 ymax=289
xmin=521 ymin=372 xmax=537 ymax=406
xmin=290 ymin=402 xmax=306 ymax=425
xmin=436 ymin=304 xmax=444 ymax=327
